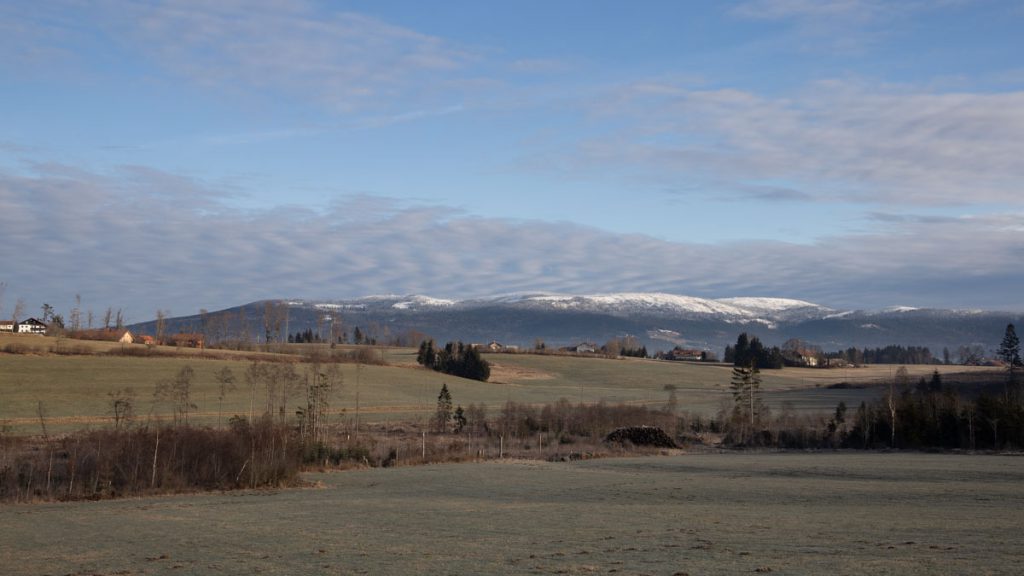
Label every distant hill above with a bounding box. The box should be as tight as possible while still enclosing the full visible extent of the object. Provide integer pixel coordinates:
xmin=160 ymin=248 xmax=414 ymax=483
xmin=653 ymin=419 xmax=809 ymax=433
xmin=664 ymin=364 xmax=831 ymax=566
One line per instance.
xmin=129 ymin=292 xmax=1022 ymax=357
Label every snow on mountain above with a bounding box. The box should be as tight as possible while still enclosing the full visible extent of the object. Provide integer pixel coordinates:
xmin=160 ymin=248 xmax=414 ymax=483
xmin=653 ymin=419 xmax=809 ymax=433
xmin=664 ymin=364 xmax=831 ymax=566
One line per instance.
xmin=715 ymin=297 xmax=829 ymax=314
xmin=294 ymin=292 xmax=839 ymax=321
xmin=515 ymin=293 xmax=752 ymax=316
xmin=391 ymin=295 xmax=456 ymax=310
xmin=503 ymin=292 xmax=835 ymax=322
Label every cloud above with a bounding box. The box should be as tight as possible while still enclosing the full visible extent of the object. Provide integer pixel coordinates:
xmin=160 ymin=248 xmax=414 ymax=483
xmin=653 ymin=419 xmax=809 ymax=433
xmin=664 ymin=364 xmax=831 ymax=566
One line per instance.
xmin=552 ymin=79 xmax=1024 ymax=206
xmin=6 ymin=0 xmax=479 ymax=113
xmin=2 ymin=163 xmax=1022 ymax=321
xmin=117 ymin=0 xmax=475 ymax=111
xmin=731 ymin=0 xmax=891 ymax=21
xmin=728 ymin=0 xmax=975 ymax=53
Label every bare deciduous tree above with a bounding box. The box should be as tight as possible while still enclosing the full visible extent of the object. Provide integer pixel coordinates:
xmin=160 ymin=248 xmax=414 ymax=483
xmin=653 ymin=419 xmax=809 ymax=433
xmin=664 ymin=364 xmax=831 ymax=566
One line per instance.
xmin=70 ymin=294 xmax=82 ymax=332
xmin=155 ymin=310 xmax=168 ymax=344
xmin=155 ymin=365 xmax=197 ymax=425
xmin=214 ymin=367 xmax=236 ymax=427
xmin=12 ymin=298 xmax=25 ymax=323
xmin=108 ymin=387 xmax=136 ymax=430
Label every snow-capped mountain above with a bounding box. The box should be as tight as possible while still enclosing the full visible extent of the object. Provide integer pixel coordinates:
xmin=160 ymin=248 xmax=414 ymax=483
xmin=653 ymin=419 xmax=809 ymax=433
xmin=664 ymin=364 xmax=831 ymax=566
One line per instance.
xmin=134 ymin=292 xmax=1022 ymax=355
xmin=296 ymin=292 xmax=834 ymax=322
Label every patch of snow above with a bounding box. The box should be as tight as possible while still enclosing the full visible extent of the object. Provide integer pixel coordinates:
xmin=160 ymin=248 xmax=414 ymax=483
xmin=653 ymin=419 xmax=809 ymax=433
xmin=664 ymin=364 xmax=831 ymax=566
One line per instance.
xmin=715 ymin=297 xmax=825 ymax=313
xmin=860 ymin=323 xmax=882 ymax=329
xmin=392 ymin=295 xmax=456 ymax=310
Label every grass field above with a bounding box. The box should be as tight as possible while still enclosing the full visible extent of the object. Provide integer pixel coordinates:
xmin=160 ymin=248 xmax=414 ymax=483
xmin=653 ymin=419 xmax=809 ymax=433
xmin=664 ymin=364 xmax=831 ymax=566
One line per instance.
xmin=0 ymin=333 xmax=1003 ymax=433
xmin=2 ymin=452 xmax=1021 ymax=575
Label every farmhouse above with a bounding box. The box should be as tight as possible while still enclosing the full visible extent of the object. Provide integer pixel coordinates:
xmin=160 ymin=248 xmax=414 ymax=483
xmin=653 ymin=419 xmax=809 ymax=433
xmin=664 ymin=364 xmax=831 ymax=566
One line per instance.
xmin=0 ymin=320 xmax=13 ymax=332
xmin=661 ymin=347 xmax=706 ymax=362
xmin=69 ymin=328 xmax=135 ymax=343
xmin=15 ymin=318 xmax=47 ymax=335
xmin=568 ymin=342 xmax=597 ymax=354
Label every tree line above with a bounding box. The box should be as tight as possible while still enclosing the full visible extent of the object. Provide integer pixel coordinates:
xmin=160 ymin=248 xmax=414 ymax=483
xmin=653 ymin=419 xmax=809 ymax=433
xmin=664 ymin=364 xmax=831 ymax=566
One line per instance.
xmin=724 ymin=333 xmax=785 ymax=369
xmin=416 ymin=340 xmax=491 ymax=382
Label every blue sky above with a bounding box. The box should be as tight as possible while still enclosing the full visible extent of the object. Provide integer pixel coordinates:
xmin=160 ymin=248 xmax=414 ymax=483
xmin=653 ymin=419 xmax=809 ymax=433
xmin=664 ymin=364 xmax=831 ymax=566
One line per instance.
xmin=2 ymin=0 xmax=1023 ymax=322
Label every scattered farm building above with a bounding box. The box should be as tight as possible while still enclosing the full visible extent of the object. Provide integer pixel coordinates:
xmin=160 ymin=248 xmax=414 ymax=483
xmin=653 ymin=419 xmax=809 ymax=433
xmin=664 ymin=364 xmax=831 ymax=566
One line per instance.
xmin=567 ymin=342 xmax=597 ymax=354
xmin=66 ymin=328 xmax=135 ymax=343
xmin=10 ymin=318 xmax=48 ymax=335
xmin=169 ymin=333 xmax=204 ymax=349
xmin=660 ymin=347 xmax=707 ymax=362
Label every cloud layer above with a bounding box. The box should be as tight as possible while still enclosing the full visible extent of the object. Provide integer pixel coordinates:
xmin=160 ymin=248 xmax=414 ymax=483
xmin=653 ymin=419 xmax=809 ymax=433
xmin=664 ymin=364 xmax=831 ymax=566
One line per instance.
xmin=560 ymin=79 xmax=1024 ymax=206
xmin=2 ymin=164 xmax=1021 ymax=321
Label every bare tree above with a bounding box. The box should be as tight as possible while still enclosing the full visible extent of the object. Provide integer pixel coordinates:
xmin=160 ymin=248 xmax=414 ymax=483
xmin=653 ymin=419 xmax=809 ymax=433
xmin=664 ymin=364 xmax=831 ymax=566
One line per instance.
xmin=103 ymin=307 xmax=113 ymax=330
xmin=214 ymin=367 xmax=236 ymax=427
xmin=262 ymin=301 xmax=288 ymax=350
xmin=154 ymin=365 xmax=196 ymax=425
xmin=70 ymin=294 xmax=82 ymax=332
xmin=329 ymin=314 xmax=344 ymax=345
xmin=108 ymin=387 xmax=136 ymax=430
xmin=12 ymin=298 xmax=25 ymax=323
xmin=115 ymin=308 xmax=124 ymax=330
xmin=199 ymin=308 xmax=210 ymax=343
xmin=298 ymin=362 xmax=341 ymax=446
xmin=237 ymin=308 xmax=252 ymax=348
xmin=155 ymin=310 xmax=168 ymax=344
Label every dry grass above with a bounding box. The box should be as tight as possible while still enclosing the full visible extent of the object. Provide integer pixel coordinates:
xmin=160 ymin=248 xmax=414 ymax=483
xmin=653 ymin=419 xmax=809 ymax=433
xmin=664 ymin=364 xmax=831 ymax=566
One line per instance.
xmin=0 ymin=335 xmax=1005 ymax=433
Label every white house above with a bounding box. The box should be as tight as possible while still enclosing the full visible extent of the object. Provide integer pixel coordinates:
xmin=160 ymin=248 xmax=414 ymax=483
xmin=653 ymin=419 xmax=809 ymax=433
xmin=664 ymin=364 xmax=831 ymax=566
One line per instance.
xmin=0 ymin=320 xmax=14 ymax=332
xmin=15 ymin=318 xmax=47 ymax=334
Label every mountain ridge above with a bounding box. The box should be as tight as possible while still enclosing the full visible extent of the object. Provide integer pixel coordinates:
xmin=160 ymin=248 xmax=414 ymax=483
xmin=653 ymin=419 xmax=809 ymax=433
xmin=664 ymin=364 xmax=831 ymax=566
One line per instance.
xmin=130 ymin=292 xmax=1023 ymax=356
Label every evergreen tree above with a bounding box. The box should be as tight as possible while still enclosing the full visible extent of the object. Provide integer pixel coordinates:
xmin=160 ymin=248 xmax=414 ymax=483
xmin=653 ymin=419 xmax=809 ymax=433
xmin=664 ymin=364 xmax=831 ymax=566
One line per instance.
xmin=998 ymin=323 xmax=1021 ymax=367
xmin=453 ymin=405 xmax=467 ymax=433
xmin=434 ymin=383 xmax=453 ymax=433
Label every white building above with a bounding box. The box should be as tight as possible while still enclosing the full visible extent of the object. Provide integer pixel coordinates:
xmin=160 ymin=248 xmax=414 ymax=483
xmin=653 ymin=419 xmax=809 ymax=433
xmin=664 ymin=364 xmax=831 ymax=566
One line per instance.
xmin=15 ymin=318 xmax=47 ymax=334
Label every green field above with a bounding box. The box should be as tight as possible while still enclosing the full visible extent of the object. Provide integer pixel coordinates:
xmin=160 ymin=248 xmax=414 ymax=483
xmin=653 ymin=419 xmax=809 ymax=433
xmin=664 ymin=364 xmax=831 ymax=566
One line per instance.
xmin=0 ymin=334 xmax=1002 ymax=433
xmin=2 ymin=452 xmax=1021 ymax=575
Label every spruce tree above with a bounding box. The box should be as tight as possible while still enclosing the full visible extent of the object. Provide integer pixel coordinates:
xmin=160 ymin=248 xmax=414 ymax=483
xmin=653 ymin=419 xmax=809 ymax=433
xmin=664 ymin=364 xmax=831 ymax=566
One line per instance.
xmin=434 ymin=383 xmax=453 ymax=433
xmin=998 ymin=324 xmax=1021 ymax=367
xmin=453 ymin=405 xmax=467 ymax=433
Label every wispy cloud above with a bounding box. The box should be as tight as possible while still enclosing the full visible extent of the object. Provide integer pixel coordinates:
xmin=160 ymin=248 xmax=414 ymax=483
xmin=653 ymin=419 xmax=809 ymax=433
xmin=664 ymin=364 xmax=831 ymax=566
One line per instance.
xmin=120 ymin=0 xmax=475 ymax=111
xmin=2 ymin=163 xmax=1022 ymax=319
xmin=729 ymin=0 xmax=972 ymax=53
xmin=731 ymin=0 xmax=890 ymax=21
xmin=549 ymin=79 xmax=1024 ymax=206
xmin=6 ymin=0 xmax=480 ymax=113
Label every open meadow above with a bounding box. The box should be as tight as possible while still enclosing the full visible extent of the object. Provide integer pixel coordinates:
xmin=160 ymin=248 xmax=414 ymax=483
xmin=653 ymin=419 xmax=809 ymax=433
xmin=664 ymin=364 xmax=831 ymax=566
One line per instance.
xmin=2 ymin=452 xmax=1022 ymax=575
xmin=0 ymin=333 xmax=1002 ymax=433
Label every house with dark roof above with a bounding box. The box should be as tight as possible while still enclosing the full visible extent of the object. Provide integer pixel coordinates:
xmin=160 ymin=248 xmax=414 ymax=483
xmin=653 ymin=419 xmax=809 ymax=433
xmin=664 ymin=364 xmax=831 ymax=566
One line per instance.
xmin=15 ymin=318 xmax=47 ymax=334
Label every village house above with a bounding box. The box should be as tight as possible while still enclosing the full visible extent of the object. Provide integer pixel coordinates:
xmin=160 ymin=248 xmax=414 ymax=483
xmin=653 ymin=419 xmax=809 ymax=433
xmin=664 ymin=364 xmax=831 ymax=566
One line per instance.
xmin=15 ymin=318 xmax=47 ymax=335
xmin=69 ymin=328 xmax=135 ymax=343
xmin=0 ymin=320 xmax=14 ymax=332
xmin=662 ymin=347 xmax=706 ymax=362
xmin=568 ymin=342 xmax=597 ymax=354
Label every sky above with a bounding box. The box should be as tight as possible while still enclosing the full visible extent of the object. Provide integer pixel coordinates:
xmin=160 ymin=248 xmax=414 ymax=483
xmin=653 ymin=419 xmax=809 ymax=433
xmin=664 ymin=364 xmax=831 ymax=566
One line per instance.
xmin=2 ymin=0 xmax=1023 ymax=323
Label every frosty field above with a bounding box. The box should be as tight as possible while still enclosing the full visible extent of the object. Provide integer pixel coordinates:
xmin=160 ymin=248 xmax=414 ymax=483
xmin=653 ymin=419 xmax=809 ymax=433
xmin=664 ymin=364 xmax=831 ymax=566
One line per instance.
xmin=2 ymin=452 xmax=1022 ymax=575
